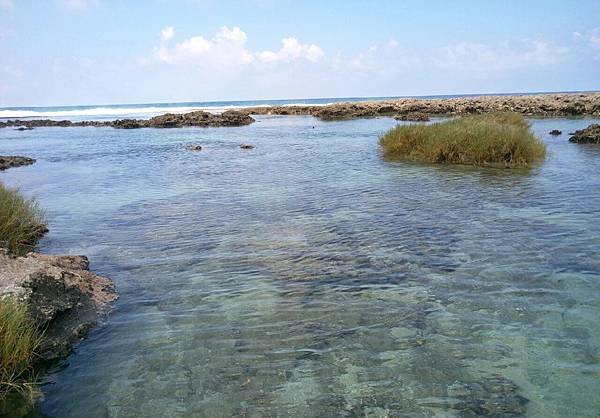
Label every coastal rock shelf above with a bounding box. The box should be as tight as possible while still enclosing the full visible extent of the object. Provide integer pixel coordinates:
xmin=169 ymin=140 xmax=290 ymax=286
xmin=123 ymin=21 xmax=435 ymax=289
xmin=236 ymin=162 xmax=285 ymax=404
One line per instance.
xmin=0 ymin=251 xmax=117 ymax=360
xmin=0 ymin=110 xmax=255 ymax=129
xmin=244 ymin=93 xmax=600 ymax=120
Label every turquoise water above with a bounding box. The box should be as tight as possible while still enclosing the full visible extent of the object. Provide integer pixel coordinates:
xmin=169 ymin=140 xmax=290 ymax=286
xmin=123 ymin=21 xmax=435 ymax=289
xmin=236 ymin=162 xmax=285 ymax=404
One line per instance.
xmin=1 ymin=116 xmax=600 ymax=417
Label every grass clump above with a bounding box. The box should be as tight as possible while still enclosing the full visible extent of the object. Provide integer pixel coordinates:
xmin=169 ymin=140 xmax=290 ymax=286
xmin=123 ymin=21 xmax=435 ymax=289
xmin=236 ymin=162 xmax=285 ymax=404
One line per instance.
xmin=379 ymin=112 xmax=546 ymax=167
xmin=0 ymin=298 xmax=43 ymax=403
xmin=0 ymin=183 xmax=46 ymax=256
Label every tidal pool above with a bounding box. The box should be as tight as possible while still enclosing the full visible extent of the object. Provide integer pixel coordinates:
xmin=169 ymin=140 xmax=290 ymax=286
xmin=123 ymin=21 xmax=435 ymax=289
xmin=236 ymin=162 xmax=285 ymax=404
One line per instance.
xmin=1 ymin=116 xmax=599 ymax=417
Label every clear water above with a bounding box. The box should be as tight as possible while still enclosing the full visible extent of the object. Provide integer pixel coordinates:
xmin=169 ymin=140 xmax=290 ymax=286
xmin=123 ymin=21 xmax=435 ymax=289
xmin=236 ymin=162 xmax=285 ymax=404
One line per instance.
xmin=1 ymin=116 xmax=599 ymax=417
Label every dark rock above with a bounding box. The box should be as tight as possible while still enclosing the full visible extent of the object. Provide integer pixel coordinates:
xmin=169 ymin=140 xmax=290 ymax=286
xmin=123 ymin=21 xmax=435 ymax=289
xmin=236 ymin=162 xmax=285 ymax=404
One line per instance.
xmin=395 ymin=112 xmax=431 ymax=122
xmin=240 ymin=144 xmax=254 ymax=149
xmin=548 ymin=129 xmax=562 ymax=135
xmin=111 ymin=119 xmax=143 ymax=129
xmin=184 ymin=143 xmax=203 ymax=151
xmin=0 ymin=250 xmax=117 ymax=360
xmin=0 ymin=111 xmax=255 ymax=130
xmin=0 ymin=156 xmax=36 ymax=171
xmin=569 ymin=124 xmax=600 ymax=144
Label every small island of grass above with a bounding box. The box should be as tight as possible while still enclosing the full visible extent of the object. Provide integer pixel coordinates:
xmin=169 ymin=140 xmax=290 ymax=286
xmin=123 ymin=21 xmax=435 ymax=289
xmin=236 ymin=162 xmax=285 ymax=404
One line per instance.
xmin=379 ymin=112 xmax=546 ymax=168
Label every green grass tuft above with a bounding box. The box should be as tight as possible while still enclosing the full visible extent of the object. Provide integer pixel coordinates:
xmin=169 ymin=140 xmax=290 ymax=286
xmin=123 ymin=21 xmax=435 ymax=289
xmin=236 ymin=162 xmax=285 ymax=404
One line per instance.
xmin=0 ymin=183 xmax=47 ymax=256
xmin=0 ymin=298 xmax=43 ymax=403
xmin=379 ymin=112 xmax=546 ymax=168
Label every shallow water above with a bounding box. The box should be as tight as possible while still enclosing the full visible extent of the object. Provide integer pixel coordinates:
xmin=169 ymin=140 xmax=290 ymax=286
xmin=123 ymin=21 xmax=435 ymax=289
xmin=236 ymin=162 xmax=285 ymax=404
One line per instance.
xmin=1 ymin=116 xmax=599 ymax=417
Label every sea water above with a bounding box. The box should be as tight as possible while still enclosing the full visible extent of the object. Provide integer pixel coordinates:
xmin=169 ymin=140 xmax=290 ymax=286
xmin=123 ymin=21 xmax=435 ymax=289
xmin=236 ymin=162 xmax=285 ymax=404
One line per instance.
xmin=1 ymin=115 xmax=599 ymax=416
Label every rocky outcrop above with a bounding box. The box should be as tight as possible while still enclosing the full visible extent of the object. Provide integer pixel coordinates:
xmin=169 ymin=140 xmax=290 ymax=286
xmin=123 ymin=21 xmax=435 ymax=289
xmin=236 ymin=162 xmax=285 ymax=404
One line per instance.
xmin=549 ymin=129 xmax=562 ymax=135
xmin=0 ymin=250 xmax=117 ymax=360
xmin=244 ymin=93 xmax=600 ymax=120
xmin=0 ymin=156 xmax=36 ymax=171
xmin=569 ymin=124 xmax=600 ymax=144
xmin=138 ymin=110 xmax=254 ymax=128
xmin=395 ymin=112 xmax=430 ymax=122
xmin=0 ymin=110 xmax=255 ymax=130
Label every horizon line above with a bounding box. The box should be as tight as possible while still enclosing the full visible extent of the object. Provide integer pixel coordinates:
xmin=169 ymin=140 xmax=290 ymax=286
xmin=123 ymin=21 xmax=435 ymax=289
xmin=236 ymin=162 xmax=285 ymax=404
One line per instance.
xmin=2 ymin=89 xmax=599 ymax=110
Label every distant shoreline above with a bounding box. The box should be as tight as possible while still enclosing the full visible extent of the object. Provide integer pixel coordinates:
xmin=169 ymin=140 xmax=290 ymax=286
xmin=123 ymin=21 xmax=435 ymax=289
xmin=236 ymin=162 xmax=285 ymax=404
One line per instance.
xmin=1 ymin=91 xmax=600 ymax=121
xmin=1 ymin=93 xmax=599 ymax=128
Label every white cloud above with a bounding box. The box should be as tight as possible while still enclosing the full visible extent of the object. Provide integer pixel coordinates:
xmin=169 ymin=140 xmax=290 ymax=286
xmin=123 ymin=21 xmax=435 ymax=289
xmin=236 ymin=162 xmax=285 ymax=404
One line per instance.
xmin=61 ymin=0 xmax=99 ymax=11
xmin=160 ymin=26 xmax=174 ymax=41
xmin=154 ymin=27 xmax=324 ymax=69
xmin=574 ymin=27 xmax=600 ymax=51
xmin=0 ymin=0 xmax=13 ymax=11
xmin=154 ymin=26 xmax=254 ymax=68
xmin=431 ymin=39 xmax=568 ymax=72
xmin=256 ymin=37 xmax=324 ymax=63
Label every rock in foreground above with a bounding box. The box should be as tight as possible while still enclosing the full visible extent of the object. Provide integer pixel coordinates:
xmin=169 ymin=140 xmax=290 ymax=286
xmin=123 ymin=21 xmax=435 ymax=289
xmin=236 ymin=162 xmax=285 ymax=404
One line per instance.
xmin=0 ymin=156 xmax=36 ymax=171
xmin=0 ymin=251 xmax=117 ymax=360
xmin=569 ymin=124 xmax=600 ymax=144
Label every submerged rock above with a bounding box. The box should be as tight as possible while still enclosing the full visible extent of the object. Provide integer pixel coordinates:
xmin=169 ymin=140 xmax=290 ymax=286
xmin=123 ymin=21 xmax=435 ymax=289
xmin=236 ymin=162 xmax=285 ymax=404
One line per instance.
xmin=184 ymin=143 xmax=203 ymax=151
xmin=14 ymin=126 xmax=34 ymax=131
xmin=395 ymin=112 xmax=430 ymax=122
xmin=0 ymin=250 xmax=117 ymax=360
xmin=0 ymin=156 xmax=36 ymax=171
xmin=548 ymin=129 xmax=562 ymax=135
xmin=240 ymin=144 xmax=254 ymax=149
xmin=569 ymin=124 xmax=600 ymax=144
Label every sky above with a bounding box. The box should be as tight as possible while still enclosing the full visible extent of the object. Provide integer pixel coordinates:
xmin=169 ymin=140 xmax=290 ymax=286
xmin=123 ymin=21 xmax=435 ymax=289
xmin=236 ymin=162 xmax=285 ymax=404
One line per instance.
xmin=0 ymin=0 xmax=599 ymax=106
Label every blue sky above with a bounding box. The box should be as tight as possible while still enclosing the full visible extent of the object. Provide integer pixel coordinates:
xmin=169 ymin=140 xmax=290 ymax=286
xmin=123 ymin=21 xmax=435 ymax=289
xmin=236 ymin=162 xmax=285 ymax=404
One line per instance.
xmin=0 ymin=0 xmax=599 ymax=106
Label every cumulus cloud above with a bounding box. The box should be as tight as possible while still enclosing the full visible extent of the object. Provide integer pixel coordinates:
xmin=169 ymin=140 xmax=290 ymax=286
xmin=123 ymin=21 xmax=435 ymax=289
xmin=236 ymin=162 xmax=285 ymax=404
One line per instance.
xmin=0 ymin=0 xmax=14 ymax=11
xmin=61 ymin=0 xmax=99 ymax=10
xmin=431 ymin=39 xmax=568 ymax=72
xmin=153 ymin=27 xmax=324 ymax=69
xmin=154 ymin=26 xmax=254 ymax=67
xmin=256 ymin=37 xmax=324 ymax=63
xmin=160 ymin=26 xmax=174 ymax=41
xmin=574 ymin=27 xmax=600 ymax=51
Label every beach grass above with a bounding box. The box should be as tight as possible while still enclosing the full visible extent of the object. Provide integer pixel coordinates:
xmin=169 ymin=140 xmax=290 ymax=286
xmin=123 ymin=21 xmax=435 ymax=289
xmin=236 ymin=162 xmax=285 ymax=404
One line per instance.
xmin=0 ymin=298 xmax=43 ymax=403
xmin=379 ymin=112 xmax=546 ymax=167
xmin=0 ymin=183 xmax=46 ymax=256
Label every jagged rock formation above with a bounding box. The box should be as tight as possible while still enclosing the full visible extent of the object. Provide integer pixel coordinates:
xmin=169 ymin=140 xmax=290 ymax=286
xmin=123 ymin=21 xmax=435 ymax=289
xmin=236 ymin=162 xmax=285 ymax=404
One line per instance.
xmin=0 ymin=156 xmax=36 ymax=171
xmin=0 ymin=251 xmax=117 ymax=360
xmin=569 ymin=124 xmax=600 ymax=144
xmin=0 ymin=110 xmax=254 ymax=130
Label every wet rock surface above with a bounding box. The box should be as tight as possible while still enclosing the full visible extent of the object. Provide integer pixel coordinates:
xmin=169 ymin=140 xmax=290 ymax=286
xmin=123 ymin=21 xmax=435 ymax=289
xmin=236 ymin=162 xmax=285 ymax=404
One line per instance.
xmin=244 ymin=93 xmax=600 ymax=120
xmin=0 ymin=156 xmax=36 ymax=171
xmin=0 ymin=110 xmax=255 ymax=130
xmin=569 ymin=123 xmax=600 ymax=144
xmin=0 ymin=250 xmax=117 ymax=360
